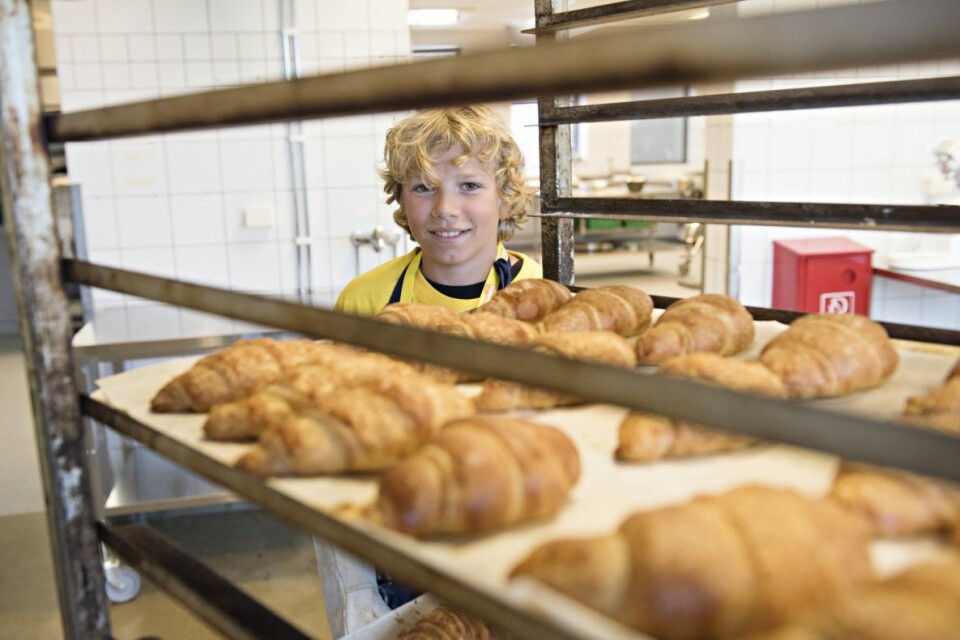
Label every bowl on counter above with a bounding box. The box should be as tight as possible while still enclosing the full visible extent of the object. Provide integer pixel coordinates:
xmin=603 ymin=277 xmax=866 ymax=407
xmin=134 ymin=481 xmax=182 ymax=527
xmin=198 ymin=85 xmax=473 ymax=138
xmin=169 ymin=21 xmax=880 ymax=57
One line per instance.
xmin=626 ymin=176 xmax=647 ymax=193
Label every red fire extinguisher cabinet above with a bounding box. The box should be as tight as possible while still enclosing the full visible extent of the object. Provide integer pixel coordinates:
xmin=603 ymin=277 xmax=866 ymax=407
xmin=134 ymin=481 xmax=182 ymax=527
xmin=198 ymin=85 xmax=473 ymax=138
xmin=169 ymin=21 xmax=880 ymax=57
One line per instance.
xmin=772 ymin=237 xmax=874 ymax=315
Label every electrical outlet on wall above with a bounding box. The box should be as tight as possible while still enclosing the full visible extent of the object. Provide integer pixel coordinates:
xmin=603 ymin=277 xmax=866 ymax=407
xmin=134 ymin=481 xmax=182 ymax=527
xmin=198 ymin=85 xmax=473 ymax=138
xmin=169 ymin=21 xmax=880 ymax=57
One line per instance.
xmin=243 ymin=205 xmax=275 ymax=228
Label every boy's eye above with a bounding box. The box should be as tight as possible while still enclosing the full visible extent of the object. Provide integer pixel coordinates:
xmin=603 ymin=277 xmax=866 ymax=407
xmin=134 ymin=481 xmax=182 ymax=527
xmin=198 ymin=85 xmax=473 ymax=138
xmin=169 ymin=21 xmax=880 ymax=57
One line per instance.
xmin=410 ymin=183 xmax=432 ymax=193
xmin=461 ymin=182 xmax=482 ymax=191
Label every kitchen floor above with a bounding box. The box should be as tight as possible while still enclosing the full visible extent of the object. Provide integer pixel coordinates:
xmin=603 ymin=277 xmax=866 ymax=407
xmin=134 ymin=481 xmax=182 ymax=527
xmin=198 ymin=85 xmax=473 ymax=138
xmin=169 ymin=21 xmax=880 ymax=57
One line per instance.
xmin=0 ymin=507 xmax=332 ymax=640
xmin=0 ymin=247 xmax=694 ymax=639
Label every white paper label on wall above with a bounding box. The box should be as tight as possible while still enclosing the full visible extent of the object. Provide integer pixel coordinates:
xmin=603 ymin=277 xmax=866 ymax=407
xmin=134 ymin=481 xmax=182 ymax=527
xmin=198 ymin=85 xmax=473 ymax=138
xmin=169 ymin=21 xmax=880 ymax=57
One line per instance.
xmin=243 ymin=205 xmax=275 ymax=228
xmin=820 ymin=291 xmax=855 ymax=314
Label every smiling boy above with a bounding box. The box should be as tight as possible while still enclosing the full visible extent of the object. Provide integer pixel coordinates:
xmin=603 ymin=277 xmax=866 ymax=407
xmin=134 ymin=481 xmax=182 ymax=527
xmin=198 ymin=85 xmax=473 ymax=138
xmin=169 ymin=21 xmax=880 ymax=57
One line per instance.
xmin=335 ymin=106 xmax=542 ymax=315
xmin=321 ymin=107 xmax=542 ymax=636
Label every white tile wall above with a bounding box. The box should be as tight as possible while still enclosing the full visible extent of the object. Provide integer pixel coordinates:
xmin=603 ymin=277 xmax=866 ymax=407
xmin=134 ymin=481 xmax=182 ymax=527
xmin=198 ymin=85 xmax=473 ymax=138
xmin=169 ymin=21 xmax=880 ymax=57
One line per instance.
xmin=170 ymin=194 xmax=226 ymax=245
xmin=116 ymin=195 xmax=173 ymax=247
xmin=721 ymin=1 xmax=960 ymax=329
xmin=52 ymin=0 xmax=412 ymax=310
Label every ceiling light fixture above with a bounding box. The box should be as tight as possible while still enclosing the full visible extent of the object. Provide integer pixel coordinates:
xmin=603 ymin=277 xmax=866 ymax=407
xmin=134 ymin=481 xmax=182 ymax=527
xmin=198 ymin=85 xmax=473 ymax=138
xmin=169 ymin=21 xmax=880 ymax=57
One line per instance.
xmin=407 ymin=9 xmax=460 ymax=27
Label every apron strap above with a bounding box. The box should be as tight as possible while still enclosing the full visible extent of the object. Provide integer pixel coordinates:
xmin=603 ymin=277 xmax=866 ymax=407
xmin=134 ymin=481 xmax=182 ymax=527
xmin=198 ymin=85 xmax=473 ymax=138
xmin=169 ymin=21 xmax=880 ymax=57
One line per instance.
xmin=388 ymin=264 xmax=408 ymax=305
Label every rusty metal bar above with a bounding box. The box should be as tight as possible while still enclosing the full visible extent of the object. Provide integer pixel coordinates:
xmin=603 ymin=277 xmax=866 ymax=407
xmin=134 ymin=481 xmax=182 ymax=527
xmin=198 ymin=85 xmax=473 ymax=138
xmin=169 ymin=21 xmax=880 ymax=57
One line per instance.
xmin=64 ymin=260 xmax=960 ymax=481
xmin=83 ymin=397 xmax=603 ymax=640
xmin=537 ymin=198 xmax=960 ymax=233
xmin=540 ymin=76 xmax=960 ymax=123
xmin=0 ymin=1 xmax=110 ymax=638
xmin=525 ymin=0 xmax=740 ymax=34
xmin=536 ymin=0 xmax=576 ymax=286
xmin=97 ymin=522 xmax=311 ymax=640
xmin=46 ymin=0 xmax=960 ymax=143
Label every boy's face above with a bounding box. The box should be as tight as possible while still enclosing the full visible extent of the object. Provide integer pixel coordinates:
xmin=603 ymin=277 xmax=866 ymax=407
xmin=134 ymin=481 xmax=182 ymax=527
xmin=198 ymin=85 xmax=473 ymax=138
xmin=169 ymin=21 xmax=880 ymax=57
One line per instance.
xmin=402 ymin=146 xmax=505 ymax=285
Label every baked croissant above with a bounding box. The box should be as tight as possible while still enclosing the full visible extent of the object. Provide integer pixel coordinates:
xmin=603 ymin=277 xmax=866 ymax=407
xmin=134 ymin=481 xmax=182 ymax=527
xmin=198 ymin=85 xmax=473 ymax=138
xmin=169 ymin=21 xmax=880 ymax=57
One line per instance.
xmin=902 ymin=356 xmax=960 ymax=433
xmin=204 ymin=353 xmax=463 ymax=441
xmin=233 ymin=376 xmax=475 ymax=475
xmin=477 ymin=278 xmax=573 ymax=322
xmin=434 ymin=310 xmax=542 ymax=383
xmin=399 ymin=605 xmax=508 ymax=640
xmin=376 ymin=416 xmax=580 ymax=536
xmin=636 ymin=294 xmax=754 ymax=365
xmin=475 ymin=331 xmax=638 ymax=413
xmin=759 ymin=313 xmax=898 ymax=399
xmin=374 ymin=303 xmax=465 ymax=383
xmin=746 ymin=560 xmax=960 ymax=640
xmin=617 ymin=416 xmax=755 ymax=463
xmin=150 ymin=339 xmax=352 ymax=413
xmin=510 ymin=485 xmax=872 ymax=640
xmin=617 ymin=354 xmax=786 ymax=462
xmin=537 ymin=285 xmax=653 ymax=337
xmin=435 ymin=310 xmax=540 ymax=345
xmin=376 ymin=302 xmax=459 ymax=330
xmin=828 ymin=462 xmax=960 ymax=537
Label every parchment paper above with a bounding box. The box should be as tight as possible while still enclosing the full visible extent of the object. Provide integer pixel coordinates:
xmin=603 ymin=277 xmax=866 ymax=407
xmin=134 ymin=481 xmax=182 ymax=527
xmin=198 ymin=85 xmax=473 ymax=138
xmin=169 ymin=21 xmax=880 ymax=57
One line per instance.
xmin=94 ymin=321 xmax=960 ymax=638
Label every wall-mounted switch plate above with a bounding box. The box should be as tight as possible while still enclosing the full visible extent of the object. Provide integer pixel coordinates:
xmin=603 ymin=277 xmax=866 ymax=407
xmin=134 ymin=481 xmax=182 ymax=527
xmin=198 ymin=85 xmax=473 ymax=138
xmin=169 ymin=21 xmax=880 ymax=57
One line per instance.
xmin=243 ymin=205 xmax=275 ymax=228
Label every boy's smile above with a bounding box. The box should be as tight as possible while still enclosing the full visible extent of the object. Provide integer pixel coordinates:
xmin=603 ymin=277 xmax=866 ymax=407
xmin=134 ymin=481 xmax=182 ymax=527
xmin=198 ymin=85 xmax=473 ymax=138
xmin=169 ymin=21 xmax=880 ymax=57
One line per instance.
xmin=402 ymin=146 xmax=505 ymax=286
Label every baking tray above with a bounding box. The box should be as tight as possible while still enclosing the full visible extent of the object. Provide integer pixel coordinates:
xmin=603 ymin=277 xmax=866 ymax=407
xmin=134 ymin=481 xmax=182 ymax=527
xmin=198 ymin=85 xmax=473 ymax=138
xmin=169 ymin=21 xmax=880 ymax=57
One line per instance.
xmin=92 ymin=319 xmax=960 ymax=638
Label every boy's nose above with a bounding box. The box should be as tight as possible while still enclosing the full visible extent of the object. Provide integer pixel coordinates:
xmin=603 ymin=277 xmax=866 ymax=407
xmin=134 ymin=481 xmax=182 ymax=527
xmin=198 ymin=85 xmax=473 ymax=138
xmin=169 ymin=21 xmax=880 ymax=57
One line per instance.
xmin=432 ymin=191 xmax=458 ymax=217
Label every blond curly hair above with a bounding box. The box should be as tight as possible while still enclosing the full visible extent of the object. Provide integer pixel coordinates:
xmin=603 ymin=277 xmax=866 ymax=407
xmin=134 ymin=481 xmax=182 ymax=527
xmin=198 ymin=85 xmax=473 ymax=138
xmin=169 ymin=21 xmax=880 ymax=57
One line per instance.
xmin=380 ymin=106 xmax=535 ymax=241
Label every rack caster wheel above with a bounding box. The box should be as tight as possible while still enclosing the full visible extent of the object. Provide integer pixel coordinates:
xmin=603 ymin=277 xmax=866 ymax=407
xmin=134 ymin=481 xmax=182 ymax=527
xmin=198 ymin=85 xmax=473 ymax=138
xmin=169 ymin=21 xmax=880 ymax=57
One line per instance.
xmin=104 ymin=565 xmax=141 ymax=604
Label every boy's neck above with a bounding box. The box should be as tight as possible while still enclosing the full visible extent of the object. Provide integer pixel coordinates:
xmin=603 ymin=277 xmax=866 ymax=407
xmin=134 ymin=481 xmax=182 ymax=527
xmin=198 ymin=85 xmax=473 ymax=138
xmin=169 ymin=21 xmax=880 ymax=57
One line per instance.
xmin=419 ymin=245 xmax=501 ymax=286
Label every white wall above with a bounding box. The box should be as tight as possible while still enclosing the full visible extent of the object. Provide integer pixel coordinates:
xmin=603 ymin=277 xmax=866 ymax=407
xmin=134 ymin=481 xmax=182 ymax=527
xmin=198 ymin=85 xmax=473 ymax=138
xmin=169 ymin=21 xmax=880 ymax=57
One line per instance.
xmin=51 ymin=0 xmax=412 ymax=317
xmin=725 ymin=0 xmax=960 ymax=329
xmin=576 ymin=90 xmax=707 ymax=181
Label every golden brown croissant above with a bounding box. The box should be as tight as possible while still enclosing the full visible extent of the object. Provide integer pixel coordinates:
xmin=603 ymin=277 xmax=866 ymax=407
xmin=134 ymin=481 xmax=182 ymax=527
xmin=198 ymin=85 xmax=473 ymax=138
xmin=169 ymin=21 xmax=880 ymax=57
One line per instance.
xmin=150 ymin=339 xmax=353 ymax=413
xmin=828 ymin=462 xmax=960 ymax=537
xmin=746 ymin=560 xmax=960 ymax=640
xmin=375 ymin=304 xmax=541 ymax=383
xmin=759 ymin=313 xmax=898 ymax=399
xmin=434 ymin=310 xmax=542 ymax=383
xmin=475 ymin=331 xmax=637 ymax=413
xmin=477 ymin=278 xmax=573 ymax=322
xmin=204 ymin=353 xmax=464 ymax=441
xmin=617 ymin=415 xmax=755 ymax=463
xmin=436 ymin=310 xmax=540 ymax=345
xmin=510 ymin=485 xmax=872 ymax=640
xmin=902 ymin=357 xmax=960 ymax=434
xmin=376 ymin=302 xmax=459 ymax=329
xmin=233 ymin=376 xmax=475 ymax=475
xmin=617 ymin=354 xmax=786 ymax=462
xmin=373 ymin=303 xmax=466 ymax=383
xmin=537 ymin=285 xmax=653 ymax=337
xmin=636 ymin=294 xmax=755 ymax=365
xmin=399 ymin=605 xmax=508 ymax=640
xmin=376 ymin=416 xmax=580 ymax=536
xmin=658 ymin=352 xmax=789 ymax=396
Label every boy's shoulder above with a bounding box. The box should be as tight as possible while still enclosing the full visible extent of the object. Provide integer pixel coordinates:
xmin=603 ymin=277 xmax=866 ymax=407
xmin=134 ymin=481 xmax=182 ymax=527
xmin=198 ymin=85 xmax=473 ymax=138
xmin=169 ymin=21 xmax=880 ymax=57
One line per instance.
xmin=335 ymin=250 xmax=416 ymax=316
xmin=510 ymin=250 xmax=543 ymax=280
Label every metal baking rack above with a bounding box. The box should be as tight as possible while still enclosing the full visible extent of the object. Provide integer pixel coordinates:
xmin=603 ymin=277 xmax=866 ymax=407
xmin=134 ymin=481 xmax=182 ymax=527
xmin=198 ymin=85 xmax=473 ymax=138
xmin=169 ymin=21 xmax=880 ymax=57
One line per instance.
xmin=3 ymin=0 xmax=960 ymax=638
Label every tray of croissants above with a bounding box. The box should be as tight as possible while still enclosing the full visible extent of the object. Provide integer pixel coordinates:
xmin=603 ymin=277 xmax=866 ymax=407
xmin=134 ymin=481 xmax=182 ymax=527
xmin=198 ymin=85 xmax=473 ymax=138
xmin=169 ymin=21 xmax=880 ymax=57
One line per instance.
xmin=93 ymin=280 xmax=960 ymax=640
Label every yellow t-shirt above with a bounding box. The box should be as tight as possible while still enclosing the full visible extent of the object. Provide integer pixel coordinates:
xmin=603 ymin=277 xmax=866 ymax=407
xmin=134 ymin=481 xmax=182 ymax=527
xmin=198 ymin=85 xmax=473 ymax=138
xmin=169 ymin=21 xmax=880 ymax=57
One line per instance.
xmin=335 ymin=248 xmax=543 ymax=316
